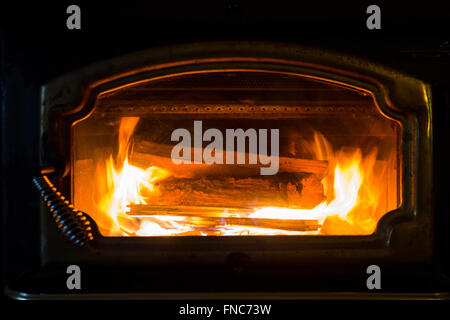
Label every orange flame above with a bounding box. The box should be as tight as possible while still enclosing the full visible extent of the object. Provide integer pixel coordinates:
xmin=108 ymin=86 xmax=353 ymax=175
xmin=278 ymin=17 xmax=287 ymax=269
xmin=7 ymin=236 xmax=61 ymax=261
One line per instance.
xmin=249 ymin=149 xmax=381 ymax=234
xmin=95 ymin=117 xmax=172 ymax=235
xmin=90 ymin=118 xmax=397 ymax=236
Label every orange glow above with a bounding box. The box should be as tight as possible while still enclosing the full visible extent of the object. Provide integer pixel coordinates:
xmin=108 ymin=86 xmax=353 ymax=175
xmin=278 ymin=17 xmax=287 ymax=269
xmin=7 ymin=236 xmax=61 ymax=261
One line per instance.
xmin=85 ymin=118 xmax=398 ymax=236
xmin=94 ymin=117 xmax=173 ymax=236
xmin=249 ymin=148 xmax=381 ymax=235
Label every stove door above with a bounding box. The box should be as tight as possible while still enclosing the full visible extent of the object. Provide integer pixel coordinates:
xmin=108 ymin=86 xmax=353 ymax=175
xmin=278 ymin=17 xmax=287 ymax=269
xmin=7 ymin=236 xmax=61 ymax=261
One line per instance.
xmin=71 ymin=70 xmax=401 ymax=237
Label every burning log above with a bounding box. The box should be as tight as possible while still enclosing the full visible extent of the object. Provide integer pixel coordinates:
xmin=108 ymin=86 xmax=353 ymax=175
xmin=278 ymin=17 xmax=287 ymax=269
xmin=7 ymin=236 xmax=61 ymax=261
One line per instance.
xmin=131 ymin=140 xmax=328 ymax=178
xmin=143 ymin=174 xmax=325 ymax=209
xmin=127 ymin=204 xmax=320 ymax=232
xmin=127 ymin=204 xmax=254 ymax=216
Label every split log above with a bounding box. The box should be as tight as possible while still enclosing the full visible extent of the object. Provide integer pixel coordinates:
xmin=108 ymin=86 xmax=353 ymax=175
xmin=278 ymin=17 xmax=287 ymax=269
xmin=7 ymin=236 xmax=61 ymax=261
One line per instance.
xmin=179 ymin=216 xmax=320 ymax=232
xmin=131 ymin=140 xmax=328 ymax=178
xmin=127 ymin=204 xmax=320 ymax=232
xmin=127 ymin=204 xmax=254 ymax=216
xmin=140 ymin=174 xmax=325 ymax=209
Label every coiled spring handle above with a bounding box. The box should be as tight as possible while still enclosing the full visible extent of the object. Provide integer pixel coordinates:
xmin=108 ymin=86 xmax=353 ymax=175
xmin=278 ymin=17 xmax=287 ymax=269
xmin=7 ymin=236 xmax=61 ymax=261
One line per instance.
xmin=33 ymin=172 xmax=96 ymax=247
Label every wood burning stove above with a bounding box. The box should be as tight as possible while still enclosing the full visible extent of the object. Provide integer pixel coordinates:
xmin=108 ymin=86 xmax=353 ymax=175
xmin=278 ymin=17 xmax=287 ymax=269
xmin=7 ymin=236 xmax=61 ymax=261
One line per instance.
xmin=68 ymin=68 xmax=401 ymax=238
xmin=4 ymin=42 xmax=449 ymax=299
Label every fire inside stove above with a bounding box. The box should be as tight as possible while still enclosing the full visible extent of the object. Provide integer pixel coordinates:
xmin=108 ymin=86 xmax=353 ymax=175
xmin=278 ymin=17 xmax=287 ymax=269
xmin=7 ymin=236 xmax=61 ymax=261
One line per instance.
xmin=72 ymin=71 xmax=401 ymax=236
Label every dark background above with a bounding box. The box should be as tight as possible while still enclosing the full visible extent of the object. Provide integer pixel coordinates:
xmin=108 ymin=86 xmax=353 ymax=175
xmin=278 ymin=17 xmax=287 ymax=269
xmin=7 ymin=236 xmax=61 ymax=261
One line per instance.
xmin=1 ymin=0 xmax=449 ymax=313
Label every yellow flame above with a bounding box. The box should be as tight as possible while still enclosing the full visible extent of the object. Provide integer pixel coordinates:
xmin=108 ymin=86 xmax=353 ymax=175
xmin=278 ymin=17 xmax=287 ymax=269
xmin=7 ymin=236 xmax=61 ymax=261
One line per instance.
xmin=248 ymin=146 xmax=389 ymax=235
xmin=100 ymin=156 xmax=169 ymax=229
xmin=91 ymin=117 xmax=396 ymax=236
xmin=96 ymin=117 xmax=170 ymax=235
xmin=250 ymin=151 xmax=367 ymax=224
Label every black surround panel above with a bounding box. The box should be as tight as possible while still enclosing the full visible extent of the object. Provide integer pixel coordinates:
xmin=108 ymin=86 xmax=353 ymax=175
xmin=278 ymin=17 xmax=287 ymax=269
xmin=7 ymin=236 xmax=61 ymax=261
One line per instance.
xmin=1 ymin=1 xmax=450 ymax=303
